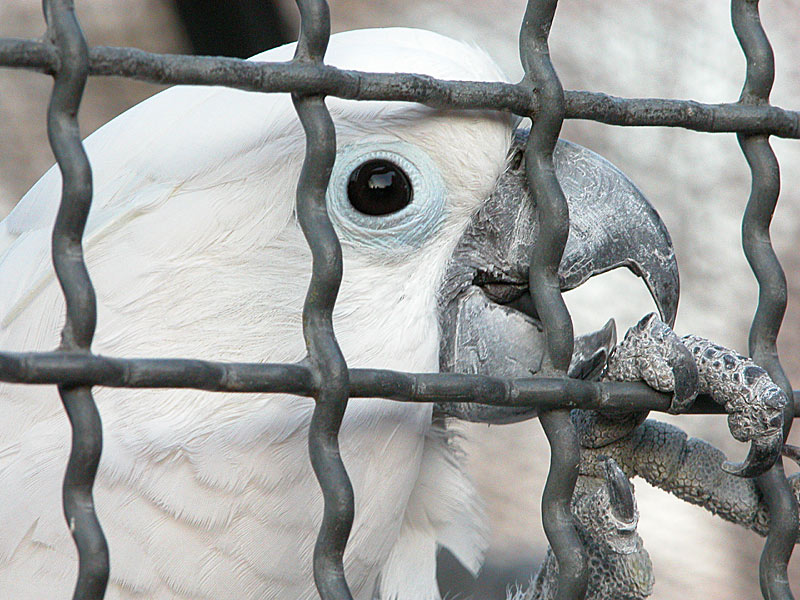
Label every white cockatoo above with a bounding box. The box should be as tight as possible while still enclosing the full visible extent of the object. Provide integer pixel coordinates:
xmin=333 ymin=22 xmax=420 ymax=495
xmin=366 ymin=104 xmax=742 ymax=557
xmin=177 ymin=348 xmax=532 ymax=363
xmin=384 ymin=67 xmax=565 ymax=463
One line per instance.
xmin=0 ymin=28 xmax=680 ymax=600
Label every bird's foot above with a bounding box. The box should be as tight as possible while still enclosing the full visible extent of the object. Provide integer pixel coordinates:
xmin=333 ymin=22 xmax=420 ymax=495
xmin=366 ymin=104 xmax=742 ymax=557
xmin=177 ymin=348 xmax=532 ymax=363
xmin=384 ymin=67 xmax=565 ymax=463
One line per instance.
xmin=681 ymin=334 xmax=786 ymax=477
xmin=571 ymin=315 xmax=699 ymax=449
xmin=604 ymin=312 xmax=699 ymax=414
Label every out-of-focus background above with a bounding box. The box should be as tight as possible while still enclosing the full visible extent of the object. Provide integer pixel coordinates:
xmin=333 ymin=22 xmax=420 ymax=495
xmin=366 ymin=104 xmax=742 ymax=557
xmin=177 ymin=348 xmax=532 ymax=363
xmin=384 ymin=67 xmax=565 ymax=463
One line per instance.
xmin=1 ymin=1 xmax=799 ymax=597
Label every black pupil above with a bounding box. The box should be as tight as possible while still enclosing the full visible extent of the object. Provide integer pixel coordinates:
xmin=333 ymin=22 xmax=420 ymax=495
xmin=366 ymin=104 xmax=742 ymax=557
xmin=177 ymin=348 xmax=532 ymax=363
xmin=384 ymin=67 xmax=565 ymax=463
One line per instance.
xmin=347 ymin=159 xmax=412 ymax=216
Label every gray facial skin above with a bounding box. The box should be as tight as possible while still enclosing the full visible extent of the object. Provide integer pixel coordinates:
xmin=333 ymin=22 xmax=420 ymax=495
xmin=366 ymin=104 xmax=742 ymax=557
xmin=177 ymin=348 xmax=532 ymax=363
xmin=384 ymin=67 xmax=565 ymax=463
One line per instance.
xmin=436 ymin=129 xmax=679 ymax=424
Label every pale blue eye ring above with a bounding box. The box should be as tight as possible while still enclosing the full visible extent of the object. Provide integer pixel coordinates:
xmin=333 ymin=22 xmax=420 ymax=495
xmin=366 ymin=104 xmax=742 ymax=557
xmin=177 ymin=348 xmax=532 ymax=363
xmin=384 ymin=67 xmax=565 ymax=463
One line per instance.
xmin=326 ymin=140 xmax=446 ymax=251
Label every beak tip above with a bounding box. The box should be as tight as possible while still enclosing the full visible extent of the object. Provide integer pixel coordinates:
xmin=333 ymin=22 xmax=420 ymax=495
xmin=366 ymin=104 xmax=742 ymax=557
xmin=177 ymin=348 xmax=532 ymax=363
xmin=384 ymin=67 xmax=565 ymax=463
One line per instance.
xmin=656 ymin=284 xmax=680 ymax=329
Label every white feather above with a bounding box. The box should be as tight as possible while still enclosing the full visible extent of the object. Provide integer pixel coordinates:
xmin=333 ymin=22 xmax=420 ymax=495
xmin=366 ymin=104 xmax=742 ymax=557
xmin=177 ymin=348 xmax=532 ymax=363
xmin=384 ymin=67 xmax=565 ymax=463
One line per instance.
xmin=0 ymin=28 xmax=512 ymax=599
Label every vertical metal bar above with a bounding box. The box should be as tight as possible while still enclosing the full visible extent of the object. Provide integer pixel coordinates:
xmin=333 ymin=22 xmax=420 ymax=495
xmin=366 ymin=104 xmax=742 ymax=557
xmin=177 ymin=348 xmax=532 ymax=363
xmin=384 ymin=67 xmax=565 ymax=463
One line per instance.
xmin=519 ymin=2 xmax=587 ymax=599
xmin=732 ymin=1 xmax=798 ymax=598
xmin=42 ymin=1 xmax=109 ymax=599
xmin=291 ymin=2 xmax=354 ymax=599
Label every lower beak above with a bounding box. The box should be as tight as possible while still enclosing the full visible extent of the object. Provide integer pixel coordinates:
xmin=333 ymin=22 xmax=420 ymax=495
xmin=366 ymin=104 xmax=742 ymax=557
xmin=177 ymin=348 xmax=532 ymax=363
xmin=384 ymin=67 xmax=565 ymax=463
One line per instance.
xmin=437 ymin=129 xmax=679 ymax=422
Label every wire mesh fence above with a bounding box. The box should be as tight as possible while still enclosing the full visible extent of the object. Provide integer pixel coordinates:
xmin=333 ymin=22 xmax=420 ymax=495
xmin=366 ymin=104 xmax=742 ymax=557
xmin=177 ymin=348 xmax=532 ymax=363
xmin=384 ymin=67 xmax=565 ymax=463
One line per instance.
xmin=0 ymin=1 xmax=798 ymax=599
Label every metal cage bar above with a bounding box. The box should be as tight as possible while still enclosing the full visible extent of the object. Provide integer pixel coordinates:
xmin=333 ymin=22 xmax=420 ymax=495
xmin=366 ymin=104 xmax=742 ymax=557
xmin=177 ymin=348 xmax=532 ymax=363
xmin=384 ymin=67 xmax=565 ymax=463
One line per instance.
xmin=519 ymin=2 xmax=586 ymax=599
xmin=2 ymin=348 xmax=799 ymax=413
xmin=42 ymin=1 xmax=109 ymax=599
xmin=732 ymin=1 xmax=798 ymax=598
xmin=291 ymin=2 xmax=354 ymax=598
xmin=0 ymin=1 xmax=798 ymax=600
xmin=2 ymin=39 xmax=800 ymax=138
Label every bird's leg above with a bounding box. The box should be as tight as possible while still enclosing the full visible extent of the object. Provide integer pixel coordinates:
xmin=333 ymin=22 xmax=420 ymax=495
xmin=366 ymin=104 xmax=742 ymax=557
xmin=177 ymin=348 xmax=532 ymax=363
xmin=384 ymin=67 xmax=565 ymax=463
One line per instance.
xmin=523 ymin=315 xmax=701 ymax=600
xmin=514 ymin=316 xmax=794 ymax=600
xmin=508 ymin=457 xmax=654 ymax=600
xmin=509 ymin=317 xmax=707 ymax=600
xmin=588 ymin=418 xmax=800 ymax=542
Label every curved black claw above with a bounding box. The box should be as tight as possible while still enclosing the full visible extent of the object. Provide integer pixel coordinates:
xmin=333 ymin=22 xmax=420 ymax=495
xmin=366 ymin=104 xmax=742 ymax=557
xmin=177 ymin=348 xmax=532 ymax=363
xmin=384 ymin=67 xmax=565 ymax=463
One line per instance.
xmin=602 ymin=456 xmax=636 ymax=524
xmin=722 ymin=430 xmax=784 ymax=478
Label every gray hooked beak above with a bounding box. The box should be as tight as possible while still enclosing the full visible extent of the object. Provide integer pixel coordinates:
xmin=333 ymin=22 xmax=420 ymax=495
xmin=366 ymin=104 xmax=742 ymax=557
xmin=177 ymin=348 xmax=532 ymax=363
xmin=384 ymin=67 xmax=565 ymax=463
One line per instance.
xmin=436 ymin=129 xmax=679 ymax=423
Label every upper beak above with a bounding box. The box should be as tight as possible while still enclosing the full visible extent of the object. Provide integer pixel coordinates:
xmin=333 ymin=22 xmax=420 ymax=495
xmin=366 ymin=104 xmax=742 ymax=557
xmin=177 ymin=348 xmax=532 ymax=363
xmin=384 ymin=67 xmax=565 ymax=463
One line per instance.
xmin=436 ymin=129 xmax=679 ymax=422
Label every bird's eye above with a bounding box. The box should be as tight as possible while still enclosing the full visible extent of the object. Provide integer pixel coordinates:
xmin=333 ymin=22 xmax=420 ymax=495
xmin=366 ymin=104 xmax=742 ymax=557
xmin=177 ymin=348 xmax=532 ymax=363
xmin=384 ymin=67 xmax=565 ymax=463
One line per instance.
xmin=347 ymin=159 xmax=413 ymax=216
xmin=326 ymin=140 xmax=446 ymax=252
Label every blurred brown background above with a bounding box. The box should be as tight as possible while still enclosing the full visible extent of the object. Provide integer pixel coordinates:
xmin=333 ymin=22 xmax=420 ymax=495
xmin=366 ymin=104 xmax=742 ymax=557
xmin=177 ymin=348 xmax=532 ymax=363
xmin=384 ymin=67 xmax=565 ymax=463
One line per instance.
xmin=1 ymin=1 xmax=799 ymax=598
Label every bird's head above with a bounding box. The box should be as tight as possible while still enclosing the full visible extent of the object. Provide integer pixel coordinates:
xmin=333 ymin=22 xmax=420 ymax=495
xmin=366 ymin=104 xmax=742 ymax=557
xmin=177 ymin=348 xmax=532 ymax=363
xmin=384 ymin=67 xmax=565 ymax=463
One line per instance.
xmin=275 ymin=29 xmax=678 ymax=403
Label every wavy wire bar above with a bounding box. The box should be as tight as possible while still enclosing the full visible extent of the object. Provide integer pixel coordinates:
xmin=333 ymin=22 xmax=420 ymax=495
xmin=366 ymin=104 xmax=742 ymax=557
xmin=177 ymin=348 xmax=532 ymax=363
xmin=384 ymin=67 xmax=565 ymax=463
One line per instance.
xmin=291 ymin=2 xmax=354 ymax=598
xmin=732 ymin=1 xmax=798 ymax=599
xmin=0 ymin=1 xmax=797 ymax=600
xmin=519 ymin=2 xmax=587 ymax=599
xmin=43 ymin=1 xmax=109 ymax=599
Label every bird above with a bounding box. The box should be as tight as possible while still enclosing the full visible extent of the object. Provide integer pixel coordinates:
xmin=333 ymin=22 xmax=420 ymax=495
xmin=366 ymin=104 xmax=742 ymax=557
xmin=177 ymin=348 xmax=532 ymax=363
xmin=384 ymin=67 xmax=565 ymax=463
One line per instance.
xmin=0 ymin=28 xmax=679 ymax=600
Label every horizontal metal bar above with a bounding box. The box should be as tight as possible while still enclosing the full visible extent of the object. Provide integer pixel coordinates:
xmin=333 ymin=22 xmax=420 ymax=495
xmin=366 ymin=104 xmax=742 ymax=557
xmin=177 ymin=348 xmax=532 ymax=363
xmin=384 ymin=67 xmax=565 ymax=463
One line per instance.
xmin=566 ymin=90 xmax=800 ymax=138
xmin=0 ymin=351 xmax=316 ymax=393
xmin=0 ymin=38 xmax=534 ymax=114
xmin=2 ymin=350 xmax=799 ymax=417
xmin=1 ymin=39 xmax=798 ymax=138
xmin=0 ymin=38 xmax=57 ymax=71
